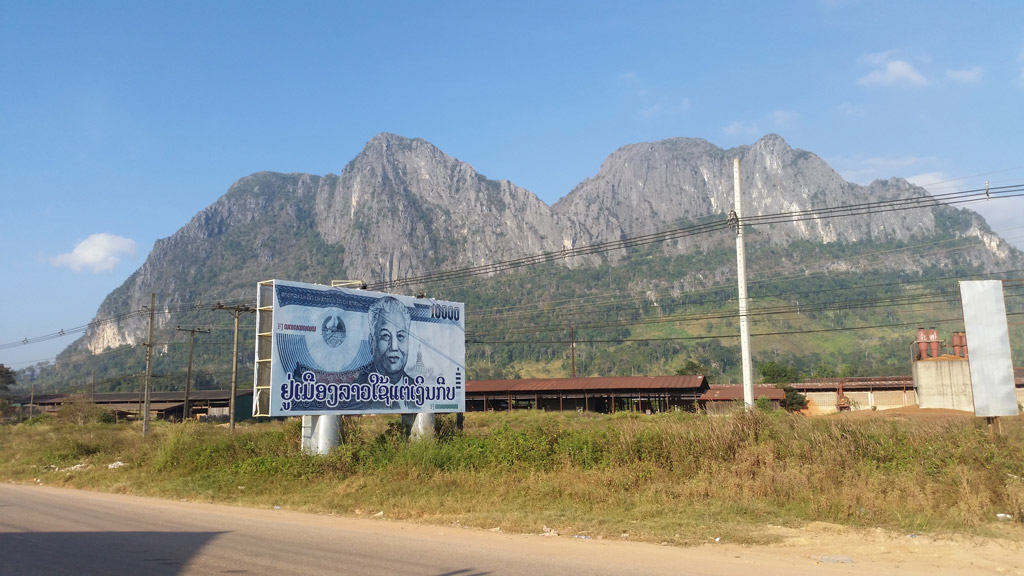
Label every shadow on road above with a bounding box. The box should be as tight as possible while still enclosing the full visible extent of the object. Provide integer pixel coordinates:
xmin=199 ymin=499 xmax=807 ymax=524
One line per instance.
xmin=0 ymin=531 xmax=223 ymax=575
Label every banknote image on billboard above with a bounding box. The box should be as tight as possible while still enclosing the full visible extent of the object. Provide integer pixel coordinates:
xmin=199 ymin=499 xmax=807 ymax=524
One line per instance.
xmin=261 ymin=280 xmax=465 ymax=416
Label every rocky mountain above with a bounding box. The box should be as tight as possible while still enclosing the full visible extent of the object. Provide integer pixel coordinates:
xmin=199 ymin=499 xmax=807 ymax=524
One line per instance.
xmin=314 ymin=134 xmax=579 ymax=281
xmin=556 ymin=135 xmax=935 ymax=246
xmin=76 ymin=132 xmax=1020 ymax=356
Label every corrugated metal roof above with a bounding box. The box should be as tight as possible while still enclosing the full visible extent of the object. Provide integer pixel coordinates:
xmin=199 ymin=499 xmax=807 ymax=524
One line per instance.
xmin=793 ymin=377 xmax=915 ymax=391
xmin=91 ymin=390 xmax=252 ymax=403
xmin=700 ymin=385 xmax=785 ymax=401
xmin=97 ymin=402 xmax=184 ymax=412
xmin=20 ymin=390 xmax=252 ymax=405
xmin=467 ymin=375 xmax=705 ymax=393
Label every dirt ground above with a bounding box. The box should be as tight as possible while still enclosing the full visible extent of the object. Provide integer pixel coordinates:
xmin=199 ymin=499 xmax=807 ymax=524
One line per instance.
xmin=345 ymin=510 xmax=1024 ymax=576
xmin=837 ymin=404 xmax=977 ymax=419
xmin=705 ymin=520 xmax=1024 ymax=575
xmin=387 ymin=515 xmax=1024 ymax=576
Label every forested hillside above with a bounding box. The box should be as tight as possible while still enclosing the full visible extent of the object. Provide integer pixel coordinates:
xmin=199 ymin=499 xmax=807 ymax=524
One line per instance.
xmin=13 ymin=133 xmax=1024 ymax=395
xmin=19 ymin=209 xmax=1023 ymax=395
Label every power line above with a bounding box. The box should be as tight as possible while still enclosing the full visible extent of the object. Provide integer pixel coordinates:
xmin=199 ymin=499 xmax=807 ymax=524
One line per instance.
xmin=4 ymin=182 xmax=1022 ymax=357
xmin=368 ymin=182 xmax=1024 ymax=290
xmin=469 ymin=311 xmax=1024 ymax=346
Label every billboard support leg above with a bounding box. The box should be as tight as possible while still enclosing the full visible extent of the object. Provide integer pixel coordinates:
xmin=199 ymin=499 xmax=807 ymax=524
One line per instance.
xmin=403 ymin=413 xmax=435 ymax=441
xmin=316 ymin=415 xmax=341 ymax=454
xmin=301 ymin=415 xmax=316 ymax=454
xmin=302 ymin=415 xmax=341 ymax=454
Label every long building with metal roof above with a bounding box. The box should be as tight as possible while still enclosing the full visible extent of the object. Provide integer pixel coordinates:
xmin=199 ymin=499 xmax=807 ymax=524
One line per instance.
xmin=466 ymin=375 xmax=707 ymax=413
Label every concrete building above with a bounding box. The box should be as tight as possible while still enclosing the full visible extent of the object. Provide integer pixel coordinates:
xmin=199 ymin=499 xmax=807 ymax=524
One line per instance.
xmin=792 ymin=377 xmax=917 ymax=415
xmin=913 ymin=358 xmax=974 ymax=411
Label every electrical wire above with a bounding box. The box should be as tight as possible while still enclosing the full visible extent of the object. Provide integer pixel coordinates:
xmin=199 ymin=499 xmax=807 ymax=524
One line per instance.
xmin=4 ymin=181 xmax=1022 ymax=363
xmin=367 ymin=183 xmax=1024 ymax=290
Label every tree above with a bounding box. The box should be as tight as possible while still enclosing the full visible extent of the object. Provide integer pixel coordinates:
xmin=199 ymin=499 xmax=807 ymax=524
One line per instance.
xmin=676 ymin=359 xmax=715 ymax=384
xmin=757 ymin=361 xmax=799 ymax=384
xmin=57 ymin=395 xmax=112 ymax=425
xmin=0 ymin=364 xmax=14 ymax=394
xmin=778 ymin=384 xmax=807 ymax=412
xmin=812 ymin=363 xmax=837 ymax=378
xmin=0 ymin=365 xmax=16 ymax=421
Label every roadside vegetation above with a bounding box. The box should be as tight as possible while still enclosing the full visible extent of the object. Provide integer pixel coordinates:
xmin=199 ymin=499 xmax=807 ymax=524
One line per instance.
xmin=3 ymin=403 xmax=1024 ymax=546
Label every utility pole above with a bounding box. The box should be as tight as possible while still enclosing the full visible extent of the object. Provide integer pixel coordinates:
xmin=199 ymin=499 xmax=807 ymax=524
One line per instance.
xmin=143 ymin=292 xmax=156 ymax=435
xmin=732 ymin=158 xmax=754 ymax=408
xmin=214 ymin=302 xmax=255 ymax=431
xmin=176 ymin=326 xmax=210 ymax=421
xmin=570 ymin=325 xmax=576 ymax=378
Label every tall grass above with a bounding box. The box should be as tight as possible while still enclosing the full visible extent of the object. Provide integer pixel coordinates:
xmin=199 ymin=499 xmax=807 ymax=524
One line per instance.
xmin=2 ymin=410 xmax=1023 ymax=545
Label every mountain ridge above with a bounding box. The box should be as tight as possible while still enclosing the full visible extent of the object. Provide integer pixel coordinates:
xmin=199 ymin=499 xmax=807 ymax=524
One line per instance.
xmin=74 ymin=132 xmax=1021 ymax=358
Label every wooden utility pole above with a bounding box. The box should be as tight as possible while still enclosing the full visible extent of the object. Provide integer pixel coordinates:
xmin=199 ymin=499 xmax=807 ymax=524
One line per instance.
xmin=176 ymin=326 xmax=210 ymax=421
xmin=143 ymin=292 xmax=155 ymax=436
xmin=214 ymin=302 xmax=255 ymax=431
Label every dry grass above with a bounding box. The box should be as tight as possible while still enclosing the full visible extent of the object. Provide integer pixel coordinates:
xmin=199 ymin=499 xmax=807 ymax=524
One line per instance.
xmin=2 ymin=408 xmax=1023 ymax=546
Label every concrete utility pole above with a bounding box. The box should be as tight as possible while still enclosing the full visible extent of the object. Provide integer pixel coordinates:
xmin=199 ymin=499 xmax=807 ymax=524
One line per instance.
xmin=143 ymin=293 xmax=156 ymax=435
xmin=733 ymin=159 xmax=754 ymax=408
xmin=214 ymin=302 xmax=255 ymax=431
xmin=571 ymin=325 xmax=576 ymax=378
xmin=176 ymin=326 xmax=210 ymax=421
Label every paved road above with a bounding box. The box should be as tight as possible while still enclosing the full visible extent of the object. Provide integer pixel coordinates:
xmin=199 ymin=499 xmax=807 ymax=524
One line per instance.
xmin=2 ymin=483 xmax=1015 ymax=575
xmin=0 ymin=484 xmax=707 ymax=576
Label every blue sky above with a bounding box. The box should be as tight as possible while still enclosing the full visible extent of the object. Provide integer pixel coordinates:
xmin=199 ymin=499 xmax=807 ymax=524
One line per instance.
xmin=2 ymin=0 xmax=1024 ymax=369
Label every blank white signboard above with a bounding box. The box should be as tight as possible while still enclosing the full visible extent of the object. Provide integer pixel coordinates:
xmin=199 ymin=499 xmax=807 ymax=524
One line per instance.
xmin=960 ymin=280 xmax=1018 ymax=417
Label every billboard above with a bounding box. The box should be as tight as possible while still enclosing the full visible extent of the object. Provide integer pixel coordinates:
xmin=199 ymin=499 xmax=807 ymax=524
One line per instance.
xmin=255 ymin=280 xmax=465 ymax=416
xmin=960 ymin=280 xmax=1018 ymax=417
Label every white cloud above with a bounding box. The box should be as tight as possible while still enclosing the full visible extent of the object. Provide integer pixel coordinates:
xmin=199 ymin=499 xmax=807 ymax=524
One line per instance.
xmin=832 ymin=154 xmax=933 ymax=185
xmin=639 ymin=98 xmax=691 ymax=119
xmin=721 ymin=111 xmax=793 ymax=136
xmin=837 ymin=102 xmax=865 ymax=117
xmin=857 ymin=53 xmax=927 ymax=87
xmin=907 ymin=172 xmax=949 ymax=192
xmin=618 ymin=71 xmax=646 ymax=96
xmin=51 ymin=233 xmax=137 ymax=273
xmin=722 ymin=120 xmax=759 ymax=136
xmin=768 ymin=110 xmax=796 ymax=127
xmin=620 ymin=72 xmax=690 ymax=119
xmin=946 ymin=67 xmax=983 ymax=83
